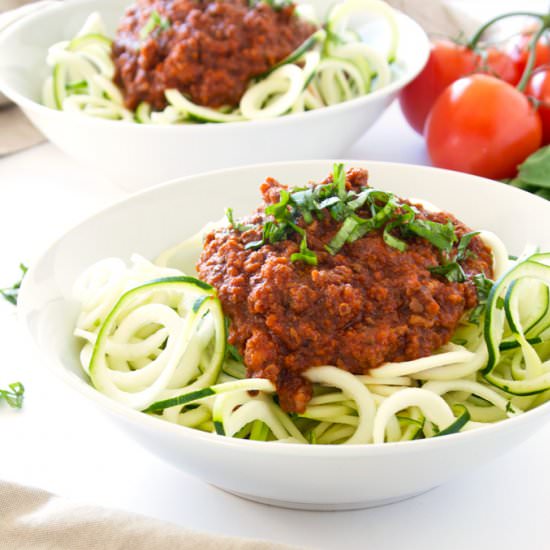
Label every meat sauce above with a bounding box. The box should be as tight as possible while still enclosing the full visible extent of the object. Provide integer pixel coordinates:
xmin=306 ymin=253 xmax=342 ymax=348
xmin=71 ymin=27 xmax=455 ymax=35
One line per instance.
xmin=197 ymin=169 xmax=494 ymax=413
xmin=112 ymin=0 xmax=317 ymax=110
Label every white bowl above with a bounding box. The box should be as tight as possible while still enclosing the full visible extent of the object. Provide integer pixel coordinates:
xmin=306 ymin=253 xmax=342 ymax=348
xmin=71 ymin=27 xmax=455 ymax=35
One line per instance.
xmin=17 ymin=160 xmax=550 ymax=510
xmin=0 ymin=0 xmax=429 ymax=191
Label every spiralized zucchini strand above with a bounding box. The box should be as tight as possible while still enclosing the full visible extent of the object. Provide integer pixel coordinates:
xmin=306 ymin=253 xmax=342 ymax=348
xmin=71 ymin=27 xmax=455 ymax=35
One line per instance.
xmin=73 ymin=229 xmax=550 ymax=444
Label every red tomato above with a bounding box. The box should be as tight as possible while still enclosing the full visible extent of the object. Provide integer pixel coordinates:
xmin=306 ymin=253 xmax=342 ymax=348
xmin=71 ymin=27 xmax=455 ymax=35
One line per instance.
xmin=506 ymin=31 xmax=550 ymax=80
xmin=399 ymin=41 xmax=519 ymax=135
xmin=399 ymin=40 xmax=476 ymax=135
xmin=526 ymin=68 xmax=550 ymax=145
xmin=425 ymin=74 xmax=542 ymax=180
xmin=480 ymin=47 xmax=522 ymax=85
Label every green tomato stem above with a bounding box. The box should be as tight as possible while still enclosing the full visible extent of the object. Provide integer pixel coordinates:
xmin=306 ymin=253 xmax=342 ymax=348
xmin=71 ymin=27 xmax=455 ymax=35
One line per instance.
xmin=517 ymin=24 xmax=549 ymax=92
xmin=468 ymin=12 xmax=544 ymax=50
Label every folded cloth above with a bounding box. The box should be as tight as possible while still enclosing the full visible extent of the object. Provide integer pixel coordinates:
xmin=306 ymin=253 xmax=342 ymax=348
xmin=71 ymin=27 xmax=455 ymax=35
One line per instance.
xmin=0 ymin=0 xmax=38 ymax=10
xmin=0 ymin=1 xmax=46 ymax=154
xmin=387 ymin=0 xmax=549 ymax=39
xmin=0 ymin=480 xmax=304 ymax=550
xmin=0 ymin=106 xmax=44 ymax=156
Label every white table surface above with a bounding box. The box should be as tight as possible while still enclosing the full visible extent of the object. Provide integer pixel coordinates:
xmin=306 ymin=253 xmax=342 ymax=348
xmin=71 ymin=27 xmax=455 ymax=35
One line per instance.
xmin=1 ymin=102 xmax=549 ymax=549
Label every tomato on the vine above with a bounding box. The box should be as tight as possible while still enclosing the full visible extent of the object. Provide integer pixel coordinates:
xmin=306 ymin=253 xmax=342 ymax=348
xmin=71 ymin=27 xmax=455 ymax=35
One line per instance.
xmin=480 ymin=47 xmax=522 ymax=85
xmin=506 ymin=30 xmax=550 ymax=79
xmin=399 ymin=41 xmax=520 ymax=135
xmin=526 ymin=68 xmax=550 ymax=145
xmin=425 ymin=74 xmax=542 ymax=180
xmin=399 ymin=40 xmax=476 ymax=135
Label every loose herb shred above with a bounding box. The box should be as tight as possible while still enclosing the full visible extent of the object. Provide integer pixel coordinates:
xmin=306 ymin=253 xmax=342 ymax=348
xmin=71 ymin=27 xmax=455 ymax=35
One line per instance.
xmin=429 ymin=262 xmax=466 ymax=283
xmin=406 ymin=219 xmax=457 ymax=252
xmin=290 ymin=233 xmax=318 ymax=265
xmin=226 ymin=344 xmax=243 ymax=363
xmin=333 ymin=162 xmax=347 ymax=201
xmin=383 ymin=222 xmax=407 ymax=252
xmin=468 ymin=272 xmax=494 ymax=323
xmin=346 ymin=189 xmax=371 ymax=211
xmin=139 ymin=10 xmax=171 ymax=41
xmin=0 ymin=382 xmax=24 ymax=409
xmin=224 ymin=316 xmax=244 ymax=363
xmin=457 ymin=231 xmax=480 ymax=260
xmin=226 ymin=208 xmax=252 ymax=232
xmin=316 ymin=195 xmax=341 ymax=210
xmin=249 ymin=0 xmax=292 ymax=9
xmin=265 ymin=189 xmax=291 ymax=220
xmin=1 ymin=263 xmax=28 ymax=306
xmin=326 ymin=216 xmax=362 ymax=255
xmin=428 ymin=231 xmax=483 ymax=286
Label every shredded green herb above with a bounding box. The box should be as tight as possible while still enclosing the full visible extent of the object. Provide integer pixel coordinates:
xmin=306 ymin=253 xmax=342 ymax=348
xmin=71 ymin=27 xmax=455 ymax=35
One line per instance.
xmin=468 ymin=272 xmax=494 ymax=323
xmin=224 ymin=316 xmax=244 ymax=363
xmin=139 ymin=10 xmax=171 ymax=41
xmin=1 ymin=263 xmax=28 ymax=306
xmin=429 ymin=262 xmax=466 ymax=283
xmin=0 ymin=382 xmax=24 ymax=409
xmin=248 ymin=0 xmax=292 ymax=10
xmin=226 ymin=344 xmax=243 ymax=363
xmin=225 ymin=163 xmax=481 ymax=275
xmin=225 ymin=208 xmax=252 ymax=233
xmin=406 ymin=219 xmax=457 ymax=252
xmin=290 ymin=233 xmax=318 ymax=265
xmin=428 ymin=231 xmax=480 ymax=284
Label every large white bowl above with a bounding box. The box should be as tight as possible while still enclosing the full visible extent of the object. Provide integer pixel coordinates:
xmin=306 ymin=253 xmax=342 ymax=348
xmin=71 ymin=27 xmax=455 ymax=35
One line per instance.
xmin=17 ymin=160 xmax=550 ymax=510
xmin=0 ymin=0 xmax=429 ymax=191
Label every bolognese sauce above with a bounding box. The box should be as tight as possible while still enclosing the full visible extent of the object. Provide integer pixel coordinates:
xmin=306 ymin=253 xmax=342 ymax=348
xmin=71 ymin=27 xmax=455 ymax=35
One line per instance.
xmin=112 ymin=0 xmax=317 ymax=110
xmin=197 ymin=168 xmax=494 ymax=413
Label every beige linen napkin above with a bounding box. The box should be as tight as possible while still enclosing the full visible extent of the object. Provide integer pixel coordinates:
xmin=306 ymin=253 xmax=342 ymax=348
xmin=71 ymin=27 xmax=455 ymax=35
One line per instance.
xmin=0 ymin=106 xmax=44 ymax=156
xmin=0 ymin=1 xmax=46 ymax=155
xmin=0 ymin=480 xmax=305 ymax=550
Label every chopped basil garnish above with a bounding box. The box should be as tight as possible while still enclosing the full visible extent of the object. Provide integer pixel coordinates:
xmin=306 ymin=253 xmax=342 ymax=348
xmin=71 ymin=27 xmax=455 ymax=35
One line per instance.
xmin=326 ymin=215 xmax=363 ymax=255
xmin=406 ymin=219 xmax=457 ymax=252
xmin=457 ymin=231 xmax=480 ymax=260
xmin=139 ymin=10 xmax=171 ymax=41
xmin=1 ymin=263 xmax=28 ymax=306
xmin=333 ymin=162 xmax=347 ymax=201
xmin=428 ymin=231 xmax=482 ymax=284
xmin=225 ymin=164 xmax=490 ymax=281
xmin=291 ymin=234 xmax=318 ymax=265
xmin=429 ymin=262 xmax=466 ymax=283
xmin=383 ymin=224 xmax=407 ymax=252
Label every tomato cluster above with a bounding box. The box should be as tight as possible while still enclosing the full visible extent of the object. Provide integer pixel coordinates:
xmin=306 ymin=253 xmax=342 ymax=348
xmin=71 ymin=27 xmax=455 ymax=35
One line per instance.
xmin=399 ymin=28 xmax=550 ymax=179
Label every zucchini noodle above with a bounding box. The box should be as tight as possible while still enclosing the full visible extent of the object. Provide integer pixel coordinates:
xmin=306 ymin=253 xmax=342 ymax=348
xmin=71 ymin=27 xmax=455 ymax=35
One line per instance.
xmin=42 ymin=0 xmax=400 ymax=124
xmin=73 ymin=226 xmax=550 ymax=444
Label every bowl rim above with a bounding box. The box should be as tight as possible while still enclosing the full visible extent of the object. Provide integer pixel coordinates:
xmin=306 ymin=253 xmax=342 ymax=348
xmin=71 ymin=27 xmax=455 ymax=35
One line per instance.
xmin=0 ymin=0 xmax=430 ymax=132
xmin=17 ymin=158 xmax=550 ymax=457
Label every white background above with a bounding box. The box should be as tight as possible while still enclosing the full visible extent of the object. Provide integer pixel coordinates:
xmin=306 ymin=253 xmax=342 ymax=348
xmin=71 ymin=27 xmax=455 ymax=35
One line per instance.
xmin=1 ymin=103 xmax=549 ymax=549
